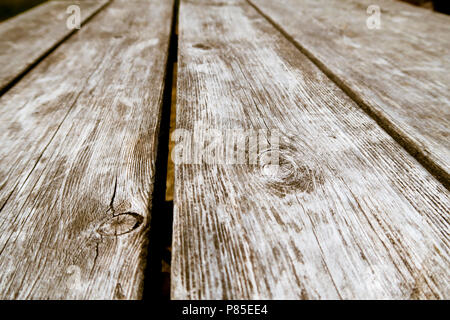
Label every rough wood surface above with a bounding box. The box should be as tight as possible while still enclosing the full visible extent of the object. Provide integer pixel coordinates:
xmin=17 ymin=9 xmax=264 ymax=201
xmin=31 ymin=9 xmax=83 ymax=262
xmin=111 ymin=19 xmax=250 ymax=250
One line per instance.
xmin=172 ymin=0 xmax=450 ymax=299
xmin=249 ymin=0 xmax=450 ymax=187
xmin=0 ymin=0 xmax=173 ymax=299
xmin=0 ymin=0 xmax=110 ymax=94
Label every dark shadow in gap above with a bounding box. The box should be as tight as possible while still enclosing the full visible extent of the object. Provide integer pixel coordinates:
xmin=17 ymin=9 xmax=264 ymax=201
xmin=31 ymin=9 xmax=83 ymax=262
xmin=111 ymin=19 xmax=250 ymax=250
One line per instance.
xmin=0 ymin=0 xmax=48 ymax=22
xmin=143 ymin=0 xmax=178 ymax=301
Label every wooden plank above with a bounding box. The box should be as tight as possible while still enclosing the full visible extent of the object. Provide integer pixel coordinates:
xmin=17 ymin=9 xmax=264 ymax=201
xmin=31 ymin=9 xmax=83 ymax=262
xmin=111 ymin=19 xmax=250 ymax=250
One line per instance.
xmin=0 ymin=1 xmax=47 ymax=22
xmin=0 ymin=0 xmax=173 ymax=299
xmin=0 ymin=0 xmax=110 ymax=94
xmin=248 ymin=0 xmax=450 ymax=187
xmin=172 ymin=0 xmax=450 ymax=299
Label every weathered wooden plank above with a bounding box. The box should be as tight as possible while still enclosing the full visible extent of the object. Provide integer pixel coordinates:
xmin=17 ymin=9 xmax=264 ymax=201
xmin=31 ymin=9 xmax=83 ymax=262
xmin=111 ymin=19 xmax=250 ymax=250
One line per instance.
xmin=0 ymin=0 xmax=47 ymax=22
xmin=249 ymin=0 xmax=450 ymax=187
xmin=172 ymin=0 xmax=450 ymax=299
xmin=0 ymin=0 xmax=110 ymax=94
xmin=0 ymin=0 xmax=173 ymax=299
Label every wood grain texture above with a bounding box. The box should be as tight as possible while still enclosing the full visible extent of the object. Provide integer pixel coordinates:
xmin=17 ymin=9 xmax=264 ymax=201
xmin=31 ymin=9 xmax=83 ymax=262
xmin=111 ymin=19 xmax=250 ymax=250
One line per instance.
xmin=0 ymin=0 xmax=173 ymax=299
xmin=0 ymin=0 xmax=110 ymax=94
xmin=249 ymin=0 xmax=450 ymax=187
xmin=172 ymin=0 xmax=450 ymax=299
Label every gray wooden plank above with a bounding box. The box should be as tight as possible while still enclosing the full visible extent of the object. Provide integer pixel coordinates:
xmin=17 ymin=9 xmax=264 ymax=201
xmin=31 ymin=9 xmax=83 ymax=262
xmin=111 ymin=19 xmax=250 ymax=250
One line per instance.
xmin=0 ymin=0 xmax=173 ymax=299
xmin=172 ymin=0 xmax=450 ymax=299
xmin=249 ymin=0 xmax=450 ymax=187
xmin=0 ymin=0 xmax=110 ymax=94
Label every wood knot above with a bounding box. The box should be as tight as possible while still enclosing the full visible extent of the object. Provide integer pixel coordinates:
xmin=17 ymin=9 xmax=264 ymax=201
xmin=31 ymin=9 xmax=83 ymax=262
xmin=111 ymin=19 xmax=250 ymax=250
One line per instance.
xmin=256 ymin=141 xmax=324 ymax=196
xmin=192 ymin=43 xmax=211 ymax=50
xmin=97 ymin=212 xmax=144 ymax=237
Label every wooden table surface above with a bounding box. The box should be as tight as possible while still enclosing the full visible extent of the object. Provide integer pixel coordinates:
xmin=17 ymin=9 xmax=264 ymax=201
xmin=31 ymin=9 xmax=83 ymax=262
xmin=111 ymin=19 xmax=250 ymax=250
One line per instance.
xmin=0 ymin=0 xmax=174 ymax=299
xmin=0 ymin=0 xmax=109 ymax=94
xmin=172 ymin=0 xmax=449 ymax=299
xmin=250 ymin=0 xmax=450 ymax=188
xmin=0 ymin=0 xmax=448 ymax=299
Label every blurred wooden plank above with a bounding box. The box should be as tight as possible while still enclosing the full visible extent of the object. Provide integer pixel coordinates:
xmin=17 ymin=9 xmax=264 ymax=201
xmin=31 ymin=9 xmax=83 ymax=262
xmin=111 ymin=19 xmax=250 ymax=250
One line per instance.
xmin=0 ymin=0 xmax=47 ymax=21
xmin=249 ymin=0 xmax=450 ymax=187
xmin=172 ymin=0 xmax=450 ymax=299
xmin=0 ymin=0 xmax=110 ymax=94
xmin=399 ymin=0 xmax=430 ymax=6
xmin=0 ymin=0 xmax=173 ymax=299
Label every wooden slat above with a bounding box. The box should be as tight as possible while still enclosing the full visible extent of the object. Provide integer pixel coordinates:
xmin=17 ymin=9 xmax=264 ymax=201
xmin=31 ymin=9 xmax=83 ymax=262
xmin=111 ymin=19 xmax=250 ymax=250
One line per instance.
xmin=0 ymin=0 xmax=173 ymax=299
xmin=249 ymin=0 xmax=450 ymax=186
xmin=172 ymin=0 xmax=450 ymax=299
xmin=0 ymin=0 xmax=109 ymax=94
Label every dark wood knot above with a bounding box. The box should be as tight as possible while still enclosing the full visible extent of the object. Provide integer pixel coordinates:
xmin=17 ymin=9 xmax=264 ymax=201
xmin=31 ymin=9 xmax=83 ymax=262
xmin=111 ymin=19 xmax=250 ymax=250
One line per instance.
xmin=97 ymin=212 xmax=144 ymax=237
xmin=192 ymin=43 xmax=211 ymax=50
